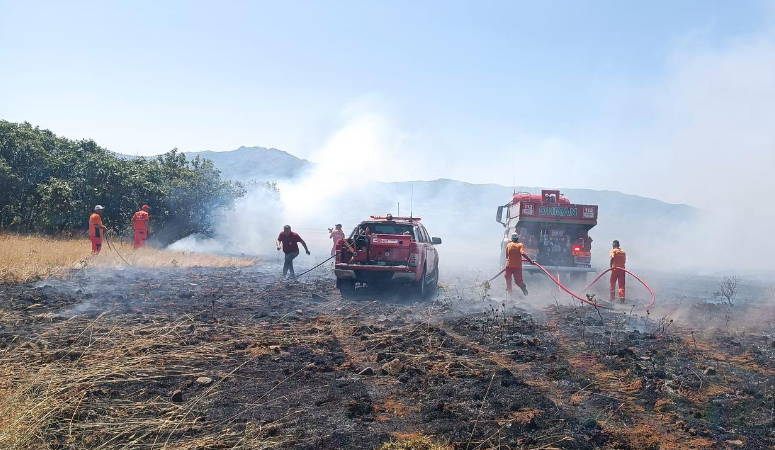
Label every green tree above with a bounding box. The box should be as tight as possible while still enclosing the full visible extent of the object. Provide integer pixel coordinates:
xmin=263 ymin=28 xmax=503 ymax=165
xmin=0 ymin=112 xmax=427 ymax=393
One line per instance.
xmin=0 ymin=120 xmax=244 ymax=244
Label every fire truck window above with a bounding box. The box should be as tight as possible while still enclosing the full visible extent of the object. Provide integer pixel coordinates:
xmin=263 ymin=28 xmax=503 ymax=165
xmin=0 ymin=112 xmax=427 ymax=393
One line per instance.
xmin=360 ymin=223 xmax=414 ymax=235
xmin=414 ymin=227 xmax=427 ymax=242
xmin=421 ymin=227 xmax=431 ymax=243
xmin=349 ymin=226 xmax=364 ymax=239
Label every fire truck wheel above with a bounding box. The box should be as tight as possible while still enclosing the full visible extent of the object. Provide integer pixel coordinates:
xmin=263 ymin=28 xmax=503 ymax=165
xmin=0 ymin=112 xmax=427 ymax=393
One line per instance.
xmin=337 ymin=279 xmax=356 ymax=297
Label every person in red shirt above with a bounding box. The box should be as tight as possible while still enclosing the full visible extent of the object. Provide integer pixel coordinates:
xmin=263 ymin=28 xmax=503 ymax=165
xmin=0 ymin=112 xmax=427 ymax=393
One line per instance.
xmin=609 ymin=240 xmax=627 ymax=302
xmin=132 ymin=205 xmax=151 ymax=249
xmin=88 ymin=205 xmax=108 ymax=254
xmin=276 ymin=225 xmax=310 ymax=278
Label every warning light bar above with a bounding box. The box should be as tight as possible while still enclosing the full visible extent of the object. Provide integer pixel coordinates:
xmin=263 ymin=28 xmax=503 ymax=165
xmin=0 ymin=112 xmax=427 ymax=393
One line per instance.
xmin=369 ymin=215 xmax=422 ymax=221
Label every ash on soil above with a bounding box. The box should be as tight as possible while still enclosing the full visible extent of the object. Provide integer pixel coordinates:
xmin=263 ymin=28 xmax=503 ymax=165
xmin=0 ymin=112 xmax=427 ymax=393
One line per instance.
xmin=1 ymin=264 xmax=773 ymax=449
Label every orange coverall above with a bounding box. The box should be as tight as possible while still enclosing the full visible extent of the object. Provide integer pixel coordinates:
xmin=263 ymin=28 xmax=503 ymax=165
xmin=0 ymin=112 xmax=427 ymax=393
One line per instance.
xmin=610 ymin=248 xmax=627 ymax=300
xmin=89 ymin=213 xmax=104 ymax=254
xmin=505 ymin=241 xmax=527 ymax=294
xmin=132 ymin=210 xmax=150 ymax=249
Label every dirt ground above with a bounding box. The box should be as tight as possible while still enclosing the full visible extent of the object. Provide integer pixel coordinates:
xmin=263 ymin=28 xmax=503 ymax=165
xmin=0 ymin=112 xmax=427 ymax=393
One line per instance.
xmin=1 ymin=261 xmax=774 ymax=449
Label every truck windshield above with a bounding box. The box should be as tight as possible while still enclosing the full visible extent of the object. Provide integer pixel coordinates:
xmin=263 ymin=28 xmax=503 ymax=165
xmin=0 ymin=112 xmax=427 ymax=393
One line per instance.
xmin=354 ymin=222 xmax=414 ymax=237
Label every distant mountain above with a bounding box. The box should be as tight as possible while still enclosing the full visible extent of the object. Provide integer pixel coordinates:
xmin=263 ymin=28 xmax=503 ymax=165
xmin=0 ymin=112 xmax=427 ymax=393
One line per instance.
xmin=183 ymin=146 xmax=312 ymax=181
xmin=119 ymin=146 xmax=311 ymax=180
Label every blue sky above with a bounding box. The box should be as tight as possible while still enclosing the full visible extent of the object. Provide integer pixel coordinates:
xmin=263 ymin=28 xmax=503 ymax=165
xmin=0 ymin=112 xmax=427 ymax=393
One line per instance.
xmin=1 ymin=1 xmax=774 ymax=208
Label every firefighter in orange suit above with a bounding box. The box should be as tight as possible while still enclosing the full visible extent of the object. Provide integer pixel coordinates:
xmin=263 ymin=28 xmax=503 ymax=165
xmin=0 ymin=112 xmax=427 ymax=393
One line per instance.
xmin=132 ymin=205 xmax=151 ymax=249
xmin=89 ymin=205 xmax=107 ymax=254
xmin=505 ymin=233 xmax=533 ymax=297
xmin=610 ymin=240 xmax=627 ymax=301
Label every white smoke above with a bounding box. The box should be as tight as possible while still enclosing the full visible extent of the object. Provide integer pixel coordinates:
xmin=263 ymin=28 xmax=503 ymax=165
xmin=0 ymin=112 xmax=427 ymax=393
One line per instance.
xmin=615 ymin=27 xmax=775 ymax=276
xmin=168 ymin=182 xmax=284 ymax=256
xmin=279 ymin=112 xmax=404 ymax=223
xmin=168 ymin=25 xmax=775 ymax=278
xmin=168 ymin=106 xmax=412 ymax=258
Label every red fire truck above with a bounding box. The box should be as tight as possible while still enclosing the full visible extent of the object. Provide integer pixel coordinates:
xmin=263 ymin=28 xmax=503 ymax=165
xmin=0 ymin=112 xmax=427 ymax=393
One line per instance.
xmin=334 ymin=215 xmax=441 ymax=297
xmin=496 ymin=189 xmax=598 ymax=283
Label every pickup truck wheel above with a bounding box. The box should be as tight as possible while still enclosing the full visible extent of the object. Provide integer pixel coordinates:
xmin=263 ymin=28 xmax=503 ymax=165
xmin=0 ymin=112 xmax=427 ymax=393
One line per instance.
xmin=413 ymin=266 xmax=427 ymax=298
xmin=428 ymin=264 xmax=439 ymax=297
xmin=337 ymin=279 xmax=356 ymax=298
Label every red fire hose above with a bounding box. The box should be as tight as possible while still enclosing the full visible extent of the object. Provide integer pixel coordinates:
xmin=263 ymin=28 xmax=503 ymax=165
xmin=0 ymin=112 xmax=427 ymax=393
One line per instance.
xmin=580 ymin=266 xmax=657 ymax=310
xmin=490 ymin=258 xmax=656 ymax=310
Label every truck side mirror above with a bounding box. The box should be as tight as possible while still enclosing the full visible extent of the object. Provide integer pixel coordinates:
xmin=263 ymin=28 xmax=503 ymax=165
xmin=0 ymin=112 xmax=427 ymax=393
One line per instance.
xmin=496 ymin=205 xmax=505 ymax=226
xmin=431 ymin=237 xmax=442 ymax=245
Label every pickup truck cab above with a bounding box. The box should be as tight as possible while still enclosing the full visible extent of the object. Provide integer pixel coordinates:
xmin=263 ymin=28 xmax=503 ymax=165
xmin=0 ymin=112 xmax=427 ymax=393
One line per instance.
xmin=334 ymin=215 xmax=441 ymax=297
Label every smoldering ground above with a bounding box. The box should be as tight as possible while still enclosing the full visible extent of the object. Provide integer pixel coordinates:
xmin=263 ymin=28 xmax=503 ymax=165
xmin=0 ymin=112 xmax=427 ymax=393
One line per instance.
xmin=3 ymin=248 xmax=775 ymax=449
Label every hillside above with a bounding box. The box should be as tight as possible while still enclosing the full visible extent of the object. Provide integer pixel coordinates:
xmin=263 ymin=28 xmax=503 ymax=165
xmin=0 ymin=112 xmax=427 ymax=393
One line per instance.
xmin=184 ymin=146 xmax=312 ymax=181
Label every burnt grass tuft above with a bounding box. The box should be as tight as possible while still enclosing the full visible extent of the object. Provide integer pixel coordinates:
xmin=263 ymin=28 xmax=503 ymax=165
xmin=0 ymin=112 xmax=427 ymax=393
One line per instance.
xmin=0 ymin=266 xmax=773 ymax=449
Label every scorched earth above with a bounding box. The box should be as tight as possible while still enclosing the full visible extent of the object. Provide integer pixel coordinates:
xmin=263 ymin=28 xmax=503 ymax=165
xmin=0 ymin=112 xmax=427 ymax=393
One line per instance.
xmin=0 ymin=263 xmax=773 ymax=450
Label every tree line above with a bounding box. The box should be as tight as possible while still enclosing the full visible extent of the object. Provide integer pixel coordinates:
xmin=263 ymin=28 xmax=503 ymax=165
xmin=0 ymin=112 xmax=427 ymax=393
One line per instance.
xmin=0 ymin=120 xmax=245 ymax=244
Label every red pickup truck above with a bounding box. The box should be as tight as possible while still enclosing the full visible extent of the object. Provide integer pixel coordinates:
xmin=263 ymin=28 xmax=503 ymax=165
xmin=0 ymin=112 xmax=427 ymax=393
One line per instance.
xmin=334 ymin=215 xmax=441 ymax=297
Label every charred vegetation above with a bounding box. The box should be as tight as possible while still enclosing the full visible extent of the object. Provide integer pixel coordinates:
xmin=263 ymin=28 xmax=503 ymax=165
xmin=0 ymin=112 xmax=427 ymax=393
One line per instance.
xmin=1 ymin=264 xmax=773 ymax=449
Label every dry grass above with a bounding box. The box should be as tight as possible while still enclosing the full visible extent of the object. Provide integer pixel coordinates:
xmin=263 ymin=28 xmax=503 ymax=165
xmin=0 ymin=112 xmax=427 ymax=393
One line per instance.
xmin=0 ymin=314 xmax=310 ymax=450
xmin=0 ymin=234 xmax=256 ymax=284
xmin=378 ymin=435 xmax=452 ymax=450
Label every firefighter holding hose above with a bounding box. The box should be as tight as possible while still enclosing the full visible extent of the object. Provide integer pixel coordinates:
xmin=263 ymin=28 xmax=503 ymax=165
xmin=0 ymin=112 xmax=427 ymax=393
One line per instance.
xmin=88 ymin=205 xmax=108 ymax=254
xmin=505 ymin=233 xmax=533 ymax=298
xmin=132 ymin=204 xmax=151 ymax=249
xmin=610 ymin=240 xmax=627 ymax=302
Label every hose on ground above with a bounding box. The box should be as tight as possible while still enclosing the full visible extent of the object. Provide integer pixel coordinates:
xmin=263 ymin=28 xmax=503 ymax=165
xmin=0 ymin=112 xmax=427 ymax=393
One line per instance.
xmin=288 ymin=247 xmax=657 ymax=311
xmin=580 ymin=266 xmax=657 ymax=310
xmin=493 ymin=257 xmax=656 ymax=310
xmin=290 ymin=251 xmax=339 ymax=280
xmin=104 ymin=233 xmax=133 ymax=267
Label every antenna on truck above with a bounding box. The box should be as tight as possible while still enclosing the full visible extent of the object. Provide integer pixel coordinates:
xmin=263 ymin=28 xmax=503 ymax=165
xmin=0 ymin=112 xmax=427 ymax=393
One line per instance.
xmin=512 ymin=157 xmax=516 ymax=193
xmin=410 ymin=178 xmax=414 ymax=218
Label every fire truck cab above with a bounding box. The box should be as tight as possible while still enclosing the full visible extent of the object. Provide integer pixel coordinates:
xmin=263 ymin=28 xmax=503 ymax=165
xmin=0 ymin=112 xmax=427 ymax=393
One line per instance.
xmin=496 ymin=189 xmax=598 ymax=282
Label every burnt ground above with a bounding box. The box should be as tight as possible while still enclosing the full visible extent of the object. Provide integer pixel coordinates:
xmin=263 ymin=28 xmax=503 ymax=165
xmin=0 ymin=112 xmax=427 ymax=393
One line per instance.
xmin=0 ymin=263 xmax=774 ymax=449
